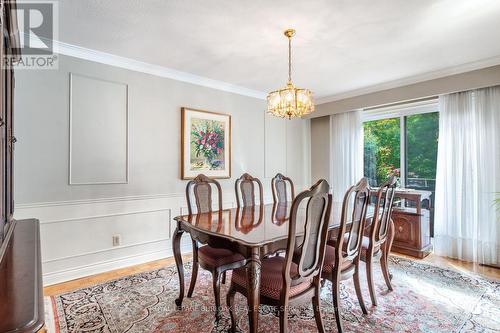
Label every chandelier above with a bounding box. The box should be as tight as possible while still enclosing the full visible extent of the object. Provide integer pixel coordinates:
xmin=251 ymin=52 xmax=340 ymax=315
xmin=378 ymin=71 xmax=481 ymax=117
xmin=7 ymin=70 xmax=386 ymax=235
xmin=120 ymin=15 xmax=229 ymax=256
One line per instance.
xmin=267 ymin=29 xmax=314 ymax=119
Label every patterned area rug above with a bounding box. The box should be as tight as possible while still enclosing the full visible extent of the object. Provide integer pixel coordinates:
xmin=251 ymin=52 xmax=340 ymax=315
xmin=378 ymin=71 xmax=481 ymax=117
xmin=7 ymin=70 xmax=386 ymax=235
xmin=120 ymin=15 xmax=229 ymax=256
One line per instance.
xmin=45 ymin=257 xmax=500 ymax=332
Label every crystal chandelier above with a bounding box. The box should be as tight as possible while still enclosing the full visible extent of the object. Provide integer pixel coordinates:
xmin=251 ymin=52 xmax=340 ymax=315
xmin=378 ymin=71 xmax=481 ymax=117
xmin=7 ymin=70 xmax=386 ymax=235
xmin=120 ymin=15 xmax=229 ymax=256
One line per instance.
xmin=267 ymin=29 xmax=314 ymax=119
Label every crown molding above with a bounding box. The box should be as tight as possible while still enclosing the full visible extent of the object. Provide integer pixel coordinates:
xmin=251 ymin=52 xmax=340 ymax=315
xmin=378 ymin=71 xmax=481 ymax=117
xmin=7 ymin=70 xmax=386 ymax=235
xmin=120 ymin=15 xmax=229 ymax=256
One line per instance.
xmin=48 ymin=38 xmax=267 ymax=100
xmin=28 ymin=34 xmax=500 ymax=104
xmin=315 ymin=55 xmax=500 ymax=105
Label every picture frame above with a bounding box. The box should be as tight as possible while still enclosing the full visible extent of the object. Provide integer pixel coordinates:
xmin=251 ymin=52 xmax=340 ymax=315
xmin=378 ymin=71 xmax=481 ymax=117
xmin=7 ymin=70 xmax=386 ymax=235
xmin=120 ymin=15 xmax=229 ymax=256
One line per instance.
xmin=181 ymin=107 xmax=231 ymax=179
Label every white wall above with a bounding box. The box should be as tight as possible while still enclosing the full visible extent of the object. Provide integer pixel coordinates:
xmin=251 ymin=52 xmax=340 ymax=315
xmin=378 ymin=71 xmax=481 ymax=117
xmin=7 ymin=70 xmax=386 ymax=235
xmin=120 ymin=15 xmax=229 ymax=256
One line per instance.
xmin=13 ymin=55 xmax=311 ymax=285
xmin=310 ymin=116 xmax=330 ymax=184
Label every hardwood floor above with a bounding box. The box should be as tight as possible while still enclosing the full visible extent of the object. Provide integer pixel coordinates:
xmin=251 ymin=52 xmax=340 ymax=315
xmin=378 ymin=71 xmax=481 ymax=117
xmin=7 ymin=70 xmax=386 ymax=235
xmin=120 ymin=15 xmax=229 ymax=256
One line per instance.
xmin=43 ymin=252 xmax=500 ymax=296
xmin=402 ymin=253 xmax=500 ymax=281
xmin=44 ymin=255 xmax=187 ymax=296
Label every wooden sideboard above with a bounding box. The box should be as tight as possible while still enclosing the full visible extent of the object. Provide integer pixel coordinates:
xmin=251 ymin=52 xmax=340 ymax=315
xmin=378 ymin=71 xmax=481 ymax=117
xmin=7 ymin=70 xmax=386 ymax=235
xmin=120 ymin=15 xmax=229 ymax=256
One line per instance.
xmin=0 ymin=219 xmax=44 ymax=333
xmin=370 ymin=188 xmax=433 ymax=258
xmin=390 ymin=189 xmax=433 ymax=258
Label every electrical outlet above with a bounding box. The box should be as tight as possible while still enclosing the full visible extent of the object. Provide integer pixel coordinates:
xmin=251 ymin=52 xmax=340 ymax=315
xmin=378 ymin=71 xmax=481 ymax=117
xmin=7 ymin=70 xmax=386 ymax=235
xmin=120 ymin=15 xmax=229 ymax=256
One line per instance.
xmin=112 ymin=234 xmax=121 ymax=247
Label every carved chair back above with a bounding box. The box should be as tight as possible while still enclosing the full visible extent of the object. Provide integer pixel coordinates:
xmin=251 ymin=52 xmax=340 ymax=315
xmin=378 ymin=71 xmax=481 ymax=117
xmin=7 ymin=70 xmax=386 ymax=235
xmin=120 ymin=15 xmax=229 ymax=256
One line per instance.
xmin=235 ymin=173 xmax=264 ymax=207
xmin=370 ymin=176 xmax=397 ymax=247
xmin=283 ymin=179 xmax=332 ymax=287
xmin=271 ymin=173 xmax=295 ymax=204
xmin=333 ymin=178 xmax=370 ymax=263
xmin=186 ymin=174 xmax=223 ymax=215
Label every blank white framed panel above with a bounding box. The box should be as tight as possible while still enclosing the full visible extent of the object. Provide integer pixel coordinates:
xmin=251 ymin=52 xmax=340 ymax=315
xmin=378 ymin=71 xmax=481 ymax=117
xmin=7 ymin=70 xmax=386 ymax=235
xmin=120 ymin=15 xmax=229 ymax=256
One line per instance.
xmin=69 ymin=73 xmax=129 ymax=185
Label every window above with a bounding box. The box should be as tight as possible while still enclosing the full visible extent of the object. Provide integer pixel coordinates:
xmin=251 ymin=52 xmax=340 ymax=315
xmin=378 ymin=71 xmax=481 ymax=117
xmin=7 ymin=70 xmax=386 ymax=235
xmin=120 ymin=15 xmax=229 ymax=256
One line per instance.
xmin=364 ymin=117 xmax=400 ymax=187
xmin=362 ymin=100 xmax=439 ymax=193
xmin=405 ymin=112 xmax=439 ymax=191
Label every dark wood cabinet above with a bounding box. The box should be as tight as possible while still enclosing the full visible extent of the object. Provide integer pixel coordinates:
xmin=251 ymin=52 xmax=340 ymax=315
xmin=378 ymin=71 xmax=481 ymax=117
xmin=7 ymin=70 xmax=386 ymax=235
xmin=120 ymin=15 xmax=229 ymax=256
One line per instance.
xmin=0 ymin=0 xmax=18 ymax=258
xmin=390 ymin=190 xmax=433 ymax=258
xmin=0 ymin=1 xmax=44 ymax=331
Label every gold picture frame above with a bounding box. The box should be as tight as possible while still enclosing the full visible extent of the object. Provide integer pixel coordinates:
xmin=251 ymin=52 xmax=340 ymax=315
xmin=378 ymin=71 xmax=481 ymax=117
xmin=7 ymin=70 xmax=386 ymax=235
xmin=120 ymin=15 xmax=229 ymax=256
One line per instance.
xmin=181 ymin=107 xmax=231 ymax=179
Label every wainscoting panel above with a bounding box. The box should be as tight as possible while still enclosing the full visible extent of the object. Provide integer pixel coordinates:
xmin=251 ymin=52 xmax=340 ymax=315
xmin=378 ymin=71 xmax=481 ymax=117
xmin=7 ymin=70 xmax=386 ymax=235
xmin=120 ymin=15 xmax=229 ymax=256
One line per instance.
xmin=14 ymin=192 xmax=280 ymax=286
xmin=15 ymin=194 xmax=188 ymax=285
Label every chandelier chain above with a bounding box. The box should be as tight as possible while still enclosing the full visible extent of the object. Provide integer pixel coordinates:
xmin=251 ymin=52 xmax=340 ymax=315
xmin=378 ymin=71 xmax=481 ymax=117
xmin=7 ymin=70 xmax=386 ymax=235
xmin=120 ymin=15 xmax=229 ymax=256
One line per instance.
xmin=288 ymin=35 xmax=292 ymax=84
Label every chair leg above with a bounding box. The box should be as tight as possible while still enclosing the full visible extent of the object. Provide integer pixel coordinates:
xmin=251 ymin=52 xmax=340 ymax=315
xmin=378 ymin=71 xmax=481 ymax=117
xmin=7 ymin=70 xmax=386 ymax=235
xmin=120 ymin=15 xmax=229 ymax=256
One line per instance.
xmin=213 ymin=271 xmax=222 ymax=320
xmin=365 ymin=254 xmax=377 ymax=306
xmin=353 ymin=263 xmax=368 ymax=315
xmin=227 ymin=286 xmax=237 ymax=333
xmin=385 ymin=219 xmax=395 ymax=281
xmin=187 ymin=239 xmax=199 ymax=298
xmin=312 ymin=283 xmax=325 ymax=333
xmin=222 ymin=271 xmax=226 ymax=285
xmin=279 ymin=306 xmax=289 ymax=333
xmin=381 ymin=250 xmax=393 ymax=291
xmin=332 ymin=275 xmax=343 ymax=333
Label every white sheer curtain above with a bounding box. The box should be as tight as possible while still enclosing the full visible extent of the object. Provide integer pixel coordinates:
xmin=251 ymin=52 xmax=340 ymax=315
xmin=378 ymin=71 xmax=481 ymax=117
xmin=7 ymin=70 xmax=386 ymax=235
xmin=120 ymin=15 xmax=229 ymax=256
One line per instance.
xmin=434 ymin=86 xmax=500 ymax=265
xmin=329 ymin=110 xmax=363 ymax=202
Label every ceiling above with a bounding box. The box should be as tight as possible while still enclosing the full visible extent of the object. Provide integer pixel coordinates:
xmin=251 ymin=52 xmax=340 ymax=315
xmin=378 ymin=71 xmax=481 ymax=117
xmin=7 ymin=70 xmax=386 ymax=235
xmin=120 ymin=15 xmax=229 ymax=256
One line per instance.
xmin=57 ymin=0 xmax=500 ymax=102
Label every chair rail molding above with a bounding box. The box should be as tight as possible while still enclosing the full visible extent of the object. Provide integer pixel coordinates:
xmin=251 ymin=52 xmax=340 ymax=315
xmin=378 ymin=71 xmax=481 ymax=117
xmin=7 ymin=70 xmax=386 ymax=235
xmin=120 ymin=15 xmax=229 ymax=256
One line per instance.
xmin=14 ymin=191 xmax=282 ymax=286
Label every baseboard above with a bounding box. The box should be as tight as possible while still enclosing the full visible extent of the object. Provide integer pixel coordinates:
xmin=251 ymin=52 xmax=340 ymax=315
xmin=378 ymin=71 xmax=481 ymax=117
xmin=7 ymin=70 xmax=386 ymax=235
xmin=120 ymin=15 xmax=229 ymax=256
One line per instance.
xmin=43 ymin=241 xmax=192 ymax=286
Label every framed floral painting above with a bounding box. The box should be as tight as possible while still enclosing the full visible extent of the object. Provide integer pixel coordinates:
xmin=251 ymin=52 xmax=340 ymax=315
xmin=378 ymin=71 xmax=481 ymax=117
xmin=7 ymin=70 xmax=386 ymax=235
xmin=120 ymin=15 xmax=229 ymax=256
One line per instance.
xmin=181 ymin=107 xmax=231 ymax=179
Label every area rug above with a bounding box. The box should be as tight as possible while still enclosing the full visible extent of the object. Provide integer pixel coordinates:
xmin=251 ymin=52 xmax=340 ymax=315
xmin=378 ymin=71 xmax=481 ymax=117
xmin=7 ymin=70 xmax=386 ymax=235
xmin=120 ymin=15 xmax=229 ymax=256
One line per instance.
xmin=45 ymin=256 xmax=500 ymax=332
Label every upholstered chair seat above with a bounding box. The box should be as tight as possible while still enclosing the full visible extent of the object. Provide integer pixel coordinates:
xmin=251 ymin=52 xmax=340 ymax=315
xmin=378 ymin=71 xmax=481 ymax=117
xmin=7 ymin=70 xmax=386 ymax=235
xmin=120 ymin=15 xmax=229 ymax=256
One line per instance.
xmin=329 ymin=234 xmax=379 ymax=253
xmin=360 ymin=237 xmax=382 ymax=259
xmin=322 ymin=245 xmax=355 ymax=274
xmin=198 ymin=246 xmax=245 ymax=268
xmin=231 ymin=256 xmax=313 ymax=300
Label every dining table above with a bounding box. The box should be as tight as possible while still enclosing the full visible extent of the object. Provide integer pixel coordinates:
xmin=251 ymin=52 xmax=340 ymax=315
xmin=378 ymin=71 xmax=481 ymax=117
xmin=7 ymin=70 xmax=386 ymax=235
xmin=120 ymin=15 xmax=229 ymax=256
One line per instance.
xmin=172 ymin=201 xmax=394 ymax=333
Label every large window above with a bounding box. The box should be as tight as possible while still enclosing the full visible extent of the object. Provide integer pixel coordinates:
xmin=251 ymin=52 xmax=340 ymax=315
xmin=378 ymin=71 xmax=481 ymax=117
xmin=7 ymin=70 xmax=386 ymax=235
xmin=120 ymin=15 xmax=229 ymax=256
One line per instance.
xmin=364 ymin=117 xmax=401 ymax=187
xmin=363 ymin=102 xmax=439 ymax=194
xmin=405 ymin=112 xmax=439 ymax=191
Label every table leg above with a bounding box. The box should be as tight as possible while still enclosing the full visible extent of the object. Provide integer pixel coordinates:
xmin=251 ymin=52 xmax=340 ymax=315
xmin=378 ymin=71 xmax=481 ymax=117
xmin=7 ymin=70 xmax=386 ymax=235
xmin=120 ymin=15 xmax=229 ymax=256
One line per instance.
xmin=173 ymin=225 xmax=185 ymax=309
xmin=246 ymin=248 xmax=261 ymax=333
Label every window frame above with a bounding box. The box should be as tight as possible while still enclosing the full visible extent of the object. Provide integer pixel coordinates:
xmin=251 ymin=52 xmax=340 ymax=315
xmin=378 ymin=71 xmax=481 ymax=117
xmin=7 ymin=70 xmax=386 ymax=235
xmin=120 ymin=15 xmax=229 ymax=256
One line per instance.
xmin=362 ymin=98 xmax=439 ymax=188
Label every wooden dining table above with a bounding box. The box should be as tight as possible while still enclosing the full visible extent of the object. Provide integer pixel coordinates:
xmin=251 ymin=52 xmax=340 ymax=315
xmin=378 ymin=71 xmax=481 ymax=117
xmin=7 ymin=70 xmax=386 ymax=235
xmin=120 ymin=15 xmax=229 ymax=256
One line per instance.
xmin=172 ymin=202 xmax=393 ymax=333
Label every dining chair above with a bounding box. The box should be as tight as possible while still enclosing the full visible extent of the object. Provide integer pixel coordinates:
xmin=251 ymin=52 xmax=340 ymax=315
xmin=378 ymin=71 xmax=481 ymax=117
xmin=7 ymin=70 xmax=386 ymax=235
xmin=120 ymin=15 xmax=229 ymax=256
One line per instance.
xmin=227 ymin=179 xmax=332 ymax=333
xmin=322 ymin=177 xmax=370 ymax=333
xmin=235 ymin=173 xmax=264 ymax=207
xmin=271 ymin=173 xmax=295 ymax=204
xmin=362 ymin=176 xmax=397 ymax=306
xmin=185 ymin=174 xmax=247 ymax=320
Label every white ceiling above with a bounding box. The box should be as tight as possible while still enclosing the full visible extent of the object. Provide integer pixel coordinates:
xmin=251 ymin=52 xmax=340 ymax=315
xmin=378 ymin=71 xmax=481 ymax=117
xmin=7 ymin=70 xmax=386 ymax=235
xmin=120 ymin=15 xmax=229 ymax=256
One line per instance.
xmin=57 ymin=0 xmax=500 ymax=101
